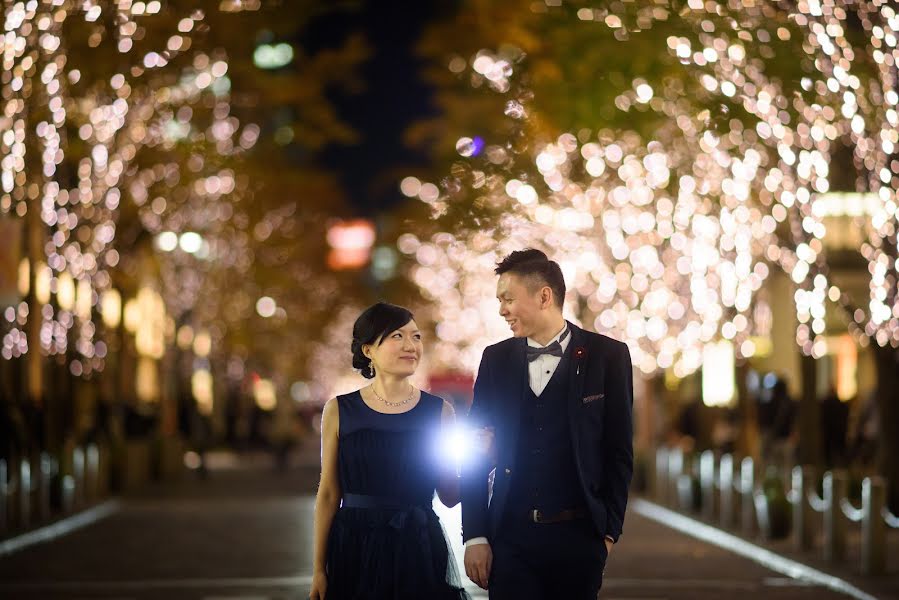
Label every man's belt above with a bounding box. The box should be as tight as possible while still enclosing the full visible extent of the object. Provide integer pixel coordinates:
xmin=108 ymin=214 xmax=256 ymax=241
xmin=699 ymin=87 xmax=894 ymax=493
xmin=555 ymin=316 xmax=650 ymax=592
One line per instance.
xmin=528 ymin=507 xmax=587 ymax=523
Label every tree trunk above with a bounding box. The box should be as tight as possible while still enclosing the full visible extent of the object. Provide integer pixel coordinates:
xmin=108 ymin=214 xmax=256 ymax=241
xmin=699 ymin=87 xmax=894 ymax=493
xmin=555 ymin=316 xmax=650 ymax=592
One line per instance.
xmin=872 ymin=344 xmax=899 ymax=512
xmin=798 ymin=353 xmax=821 ymax=467
xmin=735 ymin=362 xmax=760 ymax=460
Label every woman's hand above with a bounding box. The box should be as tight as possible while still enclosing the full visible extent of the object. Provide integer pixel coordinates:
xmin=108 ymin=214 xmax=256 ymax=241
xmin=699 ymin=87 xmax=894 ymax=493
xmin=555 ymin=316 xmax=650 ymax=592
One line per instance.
xmin=309 ymin=569 xmax=327 ymax=600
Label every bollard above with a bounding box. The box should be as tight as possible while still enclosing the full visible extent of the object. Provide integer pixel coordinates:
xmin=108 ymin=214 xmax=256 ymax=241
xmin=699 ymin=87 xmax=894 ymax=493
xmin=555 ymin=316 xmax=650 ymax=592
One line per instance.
xmin=791 ymin=465 xmax=815 ymax=551
xmin=718 ymin=454 xmax=734 ymax=528
xmin=700 ymin=451 xmax=716 ymax=521
xmin=18 ymin=460 xmax=31 ymax=529
xmin=72 ymin=446 xmax=85 ymax=510
xmin=861 ymin=477 xmax=886 ymax=575
xmin=61 ymin=474 xmax=75 ymax=515
xmin=0 ymin=459 xmax=7 ymax=534
xmin=654 ymin=448 xmax=669 ymax=504
xmin=38 ymin=454 xmax=53 ymax=521
xmin=740 ymin=456 xmax=756 ymax=536
xmin=86 ymin=444 xmax=99 ymax=503
xmin=97 ymin=442 xmax=110 ymax=497
xmin=823 ymin=470 xmax=848 ymax=562
xmin=753 ymin=487 xmax=771 ymax=538
xmin=668 ymin=448 xmax=684 ymax=506
xmin=676 ymin=473 xmax=695 ymax=512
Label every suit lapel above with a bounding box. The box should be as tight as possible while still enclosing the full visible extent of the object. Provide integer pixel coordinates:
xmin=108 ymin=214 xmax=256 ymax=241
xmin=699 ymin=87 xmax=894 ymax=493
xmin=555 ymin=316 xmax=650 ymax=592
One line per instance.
xmin=566 ymin=321 xmax=588 ymax=424
xmin=503 ymin=337 xmax=527 ymax=468
xmin=563 ymin=322 xmax=590 ymax=484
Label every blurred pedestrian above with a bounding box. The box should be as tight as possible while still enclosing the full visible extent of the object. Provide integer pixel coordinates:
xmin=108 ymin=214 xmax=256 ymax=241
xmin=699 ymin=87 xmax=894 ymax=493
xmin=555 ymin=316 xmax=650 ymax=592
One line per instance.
xmin=820 ymin=386 xmax=848 ymax=467
xmin=849 ymin=390 xmax=879 ymax=467
xmin=763 ymin=378 xmax=797 ymax=466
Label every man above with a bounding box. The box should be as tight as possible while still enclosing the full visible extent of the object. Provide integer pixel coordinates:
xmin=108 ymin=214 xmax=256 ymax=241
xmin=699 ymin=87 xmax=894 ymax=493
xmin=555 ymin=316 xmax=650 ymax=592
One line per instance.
xmin=462 ymin=249 xmax=634 ymax=600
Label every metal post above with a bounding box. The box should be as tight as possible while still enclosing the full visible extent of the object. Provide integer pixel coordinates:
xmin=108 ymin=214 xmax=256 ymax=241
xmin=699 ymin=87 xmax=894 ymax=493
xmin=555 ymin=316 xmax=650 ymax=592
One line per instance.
xmin=38 ymin=453 xmax=52 ymax=521
xmin=823 ymin=470 xmax=847 ymax=561
xmin=700 ymin=450 xmax=716 ymax=521
xmin=61 ymin=474 xmax=74 ymax=515
xmin=753 ymin=487 xmax=771 ymax=539
xmin=740 ymin=457 xmax=756 ymax=536
xmin=0 ymin=459 xmax=7 ymax=534
xmin=654 ymin=448 xmax=669 ymax=504
xmin=18 ymin=460 xmax=31 ymax=529
xmin=792 ymin=465 xmax=815 ymax=551
xmin=677 ymin=473 xmax=694 ymax=512
xmin=97 ymin=441 xmax=109 ymax=498
xmin=86 ymin=444 xmax=99 ymax=503
xmin=861 ymin=477 xmax=886 ymax=575
xmin=668 ymin=448 xmax=684 ymax=506
xmin=72 ymin=446 xmax=85 ymax=510
xmin=719 ymin=454 xmax=734 ymax=528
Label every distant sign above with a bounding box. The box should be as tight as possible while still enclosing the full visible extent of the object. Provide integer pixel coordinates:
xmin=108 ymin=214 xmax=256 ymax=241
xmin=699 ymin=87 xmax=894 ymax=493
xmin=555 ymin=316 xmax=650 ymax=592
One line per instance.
xmin=326 ymin=219 xmax=375 ymax=270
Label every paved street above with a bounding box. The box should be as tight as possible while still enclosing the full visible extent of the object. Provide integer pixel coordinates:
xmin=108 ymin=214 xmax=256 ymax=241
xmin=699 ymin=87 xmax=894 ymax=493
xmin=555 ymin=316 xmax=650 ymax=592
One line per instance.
xmin=0 ymin=444 xmax=888 ymax=600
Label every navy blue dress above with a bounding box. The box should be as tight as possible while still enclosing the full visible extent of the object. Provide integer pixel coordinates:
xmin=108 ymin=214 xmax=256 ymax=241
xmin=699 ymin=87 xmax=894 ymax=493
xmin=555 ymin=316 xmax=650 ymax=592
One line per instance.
xmin=325 ymin=390 xmax=469 ymax=600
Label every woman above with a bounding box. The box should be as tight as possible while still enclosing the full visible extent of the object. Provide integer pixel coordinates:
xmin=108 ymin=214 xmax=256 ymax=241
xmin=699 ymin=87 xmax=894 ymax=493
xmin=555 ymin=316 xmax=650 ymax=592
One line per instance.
xmin=310 ymin=302 xmax=474 ymax=600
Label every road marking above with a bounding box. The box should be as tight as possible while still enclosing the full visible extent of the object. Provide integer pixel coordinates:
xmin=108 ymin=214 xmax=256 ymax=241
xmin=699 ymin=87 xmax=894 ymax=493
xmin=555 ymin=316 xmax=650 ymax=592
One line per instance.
xmin=0 ymin=499 xmax=121 ymax=557
xmin=632 ymin=498 xmax=878 ymax=600
xmin=0 ymin=574 xmax=829 ymax=596
xmin=0 ymin=575 xmax=313 ymax=592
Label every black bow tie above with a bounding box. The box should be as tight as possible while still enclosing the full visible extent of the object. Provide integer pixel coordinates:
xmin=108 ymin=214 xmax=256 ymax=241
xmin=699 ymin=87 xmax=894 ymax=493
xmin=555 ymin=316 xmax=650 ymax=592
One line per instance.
xmin=526 ymin=328 xmax=569 ymax=362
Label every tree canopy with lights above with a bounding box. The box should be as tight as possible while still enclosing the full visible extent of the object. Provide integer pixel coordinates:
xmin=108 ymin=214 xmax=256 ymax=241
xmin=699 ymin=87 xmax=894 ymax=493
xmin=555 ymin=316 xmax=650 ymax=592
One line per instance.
xmin=402 ymin=0 xmax=898 ymax=504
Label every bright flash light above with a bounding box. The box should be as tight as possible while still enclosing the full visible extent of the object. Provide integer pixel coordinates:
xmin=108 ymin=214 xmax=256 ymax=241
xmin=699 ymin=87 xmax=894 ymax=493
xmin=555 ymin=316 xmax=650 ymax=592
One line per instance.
xmin=439 ymin=425 xmax=470 ymax=468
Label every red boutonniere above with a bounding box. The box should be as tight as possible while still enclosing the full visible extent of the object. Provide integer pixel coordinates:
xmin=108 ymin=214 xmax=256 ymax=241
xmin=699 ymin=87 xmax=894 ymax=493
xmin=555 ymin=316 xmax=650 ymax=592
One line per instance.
xmin=574 ymin=347 xmax=587 ymax=375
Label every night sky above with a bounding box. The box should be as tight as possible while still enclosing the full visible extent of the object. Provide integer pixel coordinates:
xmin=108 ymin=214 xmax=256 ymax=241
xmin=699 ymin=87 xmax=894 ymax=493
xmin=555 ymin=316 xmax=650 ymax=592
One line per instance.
xmin=303 ymin=2 xmax=449 ymax=215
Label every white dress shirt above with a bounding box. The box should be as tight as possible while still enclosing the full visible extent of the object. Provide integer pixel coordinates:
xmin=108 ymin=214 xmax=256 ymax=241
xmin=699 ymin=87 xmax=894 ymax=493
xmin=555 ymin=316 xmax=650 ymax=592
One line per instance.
xmin=465 ymin=324 xmax=570 ymax=548
xmin=526 ymin=324 xmax=571 ymax=396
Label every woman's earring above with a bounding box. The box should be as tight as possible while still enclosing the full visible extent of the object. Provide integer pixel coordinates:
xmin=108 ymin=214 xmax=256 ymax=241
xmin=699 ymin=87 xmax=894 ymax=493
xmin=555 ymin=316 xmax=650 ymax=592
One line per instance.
xmin=367 ymin=362 xmax=375 ymax=377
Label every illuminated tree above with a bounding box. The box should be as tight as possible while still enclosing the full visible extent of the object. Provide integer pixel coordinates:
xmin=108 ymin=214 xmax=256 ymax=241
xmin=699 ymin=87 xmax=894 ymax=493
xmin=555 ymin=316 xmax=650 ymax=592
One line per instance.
xmin=404 ymin=1 xmax=899 ymax=503
xmin=0 ymin=1 xmax=368 ymax=452
xmin=1 ymin=1 xmax=241 ymax=451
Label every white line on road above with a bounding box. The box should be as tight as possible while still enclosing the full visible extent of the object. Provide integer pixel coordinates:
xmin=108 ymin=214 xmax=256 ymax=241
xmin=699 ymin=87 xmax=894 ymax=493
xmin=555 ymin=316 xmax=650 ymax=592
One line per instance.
xmin=632 ymin=498 xmax=878 ymax=600
xmin=0 ymin=574 xmax=823 ymax=594
xmin=0 ymin=499 xmax=122 ymax=558
xmin=0 ymin=576 xmax=314 ymax=592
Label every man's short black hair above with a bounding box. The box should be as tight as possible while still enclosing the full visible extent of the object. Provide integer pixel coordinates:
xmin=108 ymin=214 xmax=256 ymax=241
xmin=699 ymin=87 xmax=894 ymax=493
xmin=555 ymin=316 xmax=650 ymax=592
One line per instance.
xmin=495 ymin=249 xmax=566 ymax=309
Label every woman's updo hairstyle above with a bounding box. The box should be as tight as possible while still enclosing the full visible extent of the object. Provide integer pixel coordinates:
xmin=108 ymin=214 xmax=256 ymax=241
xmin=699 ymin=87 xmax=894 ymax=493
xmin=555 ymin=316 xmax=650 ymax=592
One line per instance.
xmin=351 ymin=302 xmax=415 ymax=379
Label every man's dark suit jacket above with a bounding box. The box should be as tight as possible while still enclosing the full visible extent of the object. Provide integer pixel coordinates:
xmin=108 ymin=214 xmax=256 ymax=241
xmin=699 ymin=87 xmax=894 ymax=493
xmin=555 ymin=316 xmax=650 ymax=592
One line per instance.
xmin=461 ymin=321 xmax=634 ymax=544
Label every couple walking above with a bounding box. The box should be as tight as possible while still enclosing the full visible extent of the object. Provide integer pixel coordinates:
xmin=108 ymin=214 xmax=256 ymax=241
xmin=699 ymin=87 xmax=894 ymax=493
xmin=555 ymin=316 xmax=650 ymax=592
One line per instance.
xmin=311 ymin=249 xmax=634 ymax=600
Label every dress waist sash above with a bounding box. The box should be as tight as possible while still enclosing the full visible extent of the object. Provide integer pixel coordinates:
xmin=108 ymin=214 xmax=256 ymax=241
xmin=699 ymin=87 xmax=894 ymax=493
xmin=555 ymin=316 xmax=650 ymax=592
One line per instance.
xmin=341 ymin=493 xmax=429 ymax=510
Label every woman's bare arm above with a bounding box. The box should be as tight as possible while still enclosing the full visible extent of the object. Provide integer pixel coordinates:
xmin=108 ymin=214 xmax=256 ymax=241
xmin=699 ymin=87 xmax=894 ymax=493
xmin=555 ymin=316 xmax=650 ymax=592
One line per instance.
xmin=436 ymin=400 xmax=461 ymax=508
xmin=312 ymin=398 xmax=342 ymax=576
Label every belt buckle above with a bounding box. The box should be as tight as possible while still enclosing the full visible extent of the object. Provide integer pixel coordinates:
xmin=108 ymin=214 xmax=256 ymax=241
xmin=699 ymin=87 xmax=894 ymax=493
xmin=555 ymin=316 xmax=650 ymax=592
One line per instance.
xmin=530 ymin=509 xmax=543 ymax=523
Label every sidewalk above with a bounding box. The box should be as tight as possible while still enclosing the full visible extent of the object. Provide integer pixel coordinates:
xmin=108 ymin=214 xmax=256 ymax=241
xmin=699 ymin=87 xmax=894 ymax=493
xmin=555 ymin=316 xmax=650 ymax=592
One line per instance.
xmin=715 ymin=506 xmax=899 ymax=600
xmin=0 ymin=441 xmax=891 ymax=599
xmin=437 ymin=498 xmax=884 ymax=600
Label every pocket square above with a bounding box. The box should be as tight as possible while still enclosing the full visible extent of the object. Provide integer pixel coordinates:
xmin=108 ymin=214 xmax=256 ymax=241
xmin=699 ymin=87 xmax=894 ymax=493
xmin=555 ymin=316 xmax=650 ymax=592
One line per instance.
xmin=582 ymin=393 xmax=604 ymax=404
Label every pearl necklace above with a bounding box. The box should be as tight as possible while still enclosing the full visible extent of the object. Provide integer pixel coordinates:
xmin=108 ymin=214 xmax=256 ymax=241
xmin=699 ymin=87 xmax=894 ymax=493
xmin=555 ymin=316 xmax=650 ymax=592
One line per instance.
xmin=371 ymin=384 xmax=415 ymax=407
